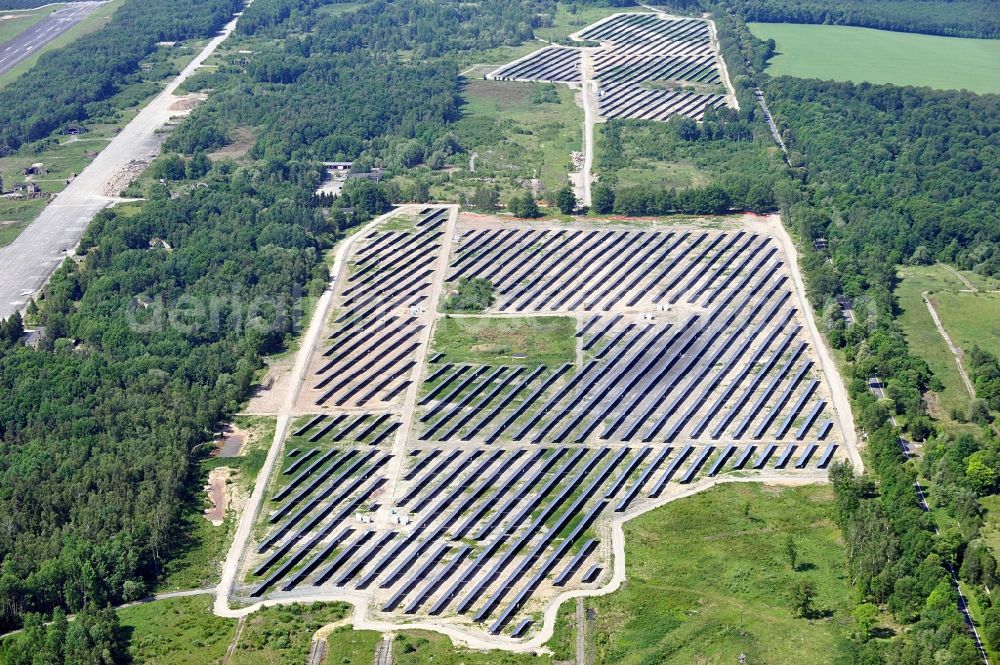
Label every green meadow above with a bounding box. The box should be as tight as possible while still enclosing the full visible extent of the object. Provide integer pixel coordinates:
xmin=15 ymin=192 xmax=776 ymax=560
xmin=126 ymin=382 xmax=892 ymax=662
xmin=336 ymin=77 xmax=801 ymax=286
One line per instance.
xmin=749 ymin=23 xmax=1000 ymax=94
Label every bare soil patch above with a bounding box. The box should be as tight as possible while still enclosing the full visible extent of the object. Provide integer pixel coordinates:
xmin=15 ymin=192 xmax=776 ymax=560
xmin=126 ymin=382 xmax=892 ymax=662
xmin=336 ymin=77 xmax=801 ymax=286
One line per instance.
xmin=168 ymin=93 xmax=207 ymax=112
xmin=208 ymin=126 xmax=254 ymax=160
xmin=212 ymin=423 xmax=247 ymax=458
xmin=203 ymin=467 xmax=230 ymax=526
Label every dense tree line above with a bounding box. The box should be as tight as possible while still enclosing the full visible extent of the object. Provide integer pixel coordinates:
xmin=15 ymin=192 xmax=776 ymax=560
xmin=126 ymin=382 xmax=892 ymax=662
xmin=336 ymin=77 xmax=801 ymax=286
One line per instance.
xmin=0 ymin=605 xmax=124 ymax=664
xmin=969 ymin=347 xmax=1000 ymax=414
xmin=239 ymin=0 xmax=555 ymax=54
xmin=766 ymin=79 xmax=1000 ymax=280
xmin=444 ymin=278 xmax=495 ymax=312
xmin=0 ymin=166 xmax=334 ymax=637
xmin=723 ymin=0 xmax=1000 ymax=39
xmin=0 ymin=0 xmax=241 ymax=152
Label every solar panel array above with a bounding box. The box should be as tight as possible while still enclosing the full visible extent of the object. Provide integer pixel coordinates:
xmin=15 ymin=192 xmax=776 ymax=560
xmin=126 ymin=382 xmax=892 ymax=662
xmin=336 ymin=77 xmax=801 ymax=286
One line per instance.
xmin=432 ymin=229 xmax=828 ymax=443
xmin=246 ymin=440 xmax=839 ymax=631
xmin=582 ymin=13 xmax=728 ymax=122
xmin=242 ymin=216 xmax=847 ymax=641
xmin=488 ymin=46 xmax=582 ymax=83
xmin=485 ymin=12 xmax=732 ymax=122
xmin=309 ymin=208 xmax=449 ymax=407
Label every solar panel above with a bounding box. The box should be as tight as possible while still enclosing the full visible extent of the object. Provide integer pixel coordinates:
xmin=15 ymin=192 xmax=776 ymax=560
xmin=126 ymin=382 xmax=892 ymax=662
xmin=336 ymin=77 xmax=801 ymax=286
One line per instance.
xmin=553 ymin=539 xmax=598 ymax=586
xmin=732 ymin=445 xmax=755 ymax=470
xmin=752 ymin=444 xmax=777 ymax=469
xmin=706 ymin=444 xmax=735 ymax=476
xmin=773 ymin=444 xmax=796 ymax=469
xmin=795 ymin=443 xmax=818 ymax=468
xmin=817 ymin=443 xmax=838 ymax=468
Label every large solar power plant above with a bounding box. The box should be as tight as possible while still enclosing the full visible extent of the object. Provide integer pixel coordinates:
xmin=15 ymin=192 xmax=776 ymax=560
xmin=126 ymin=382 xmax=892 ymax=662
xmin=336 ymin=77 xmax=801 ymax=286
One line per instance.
xmin=486 ymin=12 xmax=734 ymax=122
xmin=236 ymin=207 xmax=852 ymax=645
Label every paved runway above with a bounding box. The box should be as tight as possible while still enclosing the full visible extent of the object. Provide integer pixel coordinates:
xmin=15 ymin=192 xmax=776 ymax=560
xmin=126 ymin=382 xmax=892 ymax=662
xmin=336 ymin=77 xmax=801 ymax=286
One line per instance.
xmin=0 ymin=2 xmax=107 ymax=77
xmin=0 ymin=12 xmax=241 ymax=319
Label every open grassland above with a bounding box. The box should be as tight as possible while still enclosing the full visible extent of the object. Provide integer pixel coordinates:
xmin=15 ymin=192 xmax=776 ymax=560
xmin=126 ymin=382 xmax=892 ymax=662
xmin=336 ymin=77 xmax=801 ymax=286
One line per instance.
xmin=322 ymin=627 xmax=382 ymax=665
xmin=896 ymin=265 xmax=1000 ymax=425
xmin=449 ymin=79 xmax=581 ymax=197
xmin=595 ymin=123 xmax=709 ymax=190
xmin=122 ymin=598 xmax=351 ymax=665
xmin=122 ymin=599 xmax=551 ymax=664
xmin=121 ymin=595 xmax=234 ymax=665
xmin=749 ymin=23 xmax=1000 ymax=94
xmin=583 ymin=483 xmax=855 ymax=665
xmin=432 ymin=315 xmax=577 ymax=366
xmin=230 ymin=603 xmax=350 ymax=664
xmin=393 ymin=631 xmax=552 ymax=664
xmin=933 ymin=290 xmax=1000 ymax=359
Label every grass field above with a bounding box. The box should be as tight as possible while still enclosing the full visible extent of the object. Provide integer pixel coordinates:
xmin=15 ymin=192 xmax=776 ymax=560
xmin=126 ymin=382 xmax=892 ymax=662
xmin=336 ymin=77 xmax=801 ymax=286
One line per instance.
xmin=230 ymin=603 xmax=350 ymax=664
xmin=582 ymin=483 xmax=855 ymax=665
xmin=896 ymin=264 xmax=1000 ymax=425
xmin=121 ymin=595 xmax=235 ymax=665
xmin=432 ymin=315 xmax=577 ymax=366
xmin=449 ymin=79 xmax=581 ymax=198
xmin=121 ymin=597 xmax=351 ymax=665
xmin=121 ymin=598 xmax=551 ymax=664
xmin=749 ymin=23 xmax=1000 ymax=94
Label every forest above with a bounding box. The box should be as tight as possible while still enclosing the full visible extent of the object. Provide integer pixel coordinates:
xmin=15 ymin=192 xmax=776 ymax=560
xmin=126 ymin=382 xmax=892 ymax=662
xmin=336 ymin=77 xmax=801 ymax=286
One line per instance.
xmin=0 ymin=0 xmax=241 ymax=152
xmin=723 ymin=0 xmax=1000 ymax=39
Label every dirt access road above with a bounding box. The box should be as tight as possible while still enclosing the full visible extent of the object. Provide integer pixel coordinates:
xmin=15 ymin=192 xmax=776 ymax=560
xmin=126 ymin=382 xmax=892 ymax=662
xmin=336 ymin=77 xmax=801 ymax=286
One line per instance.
xmin=0 ymin=6 xmax=245 ymax=319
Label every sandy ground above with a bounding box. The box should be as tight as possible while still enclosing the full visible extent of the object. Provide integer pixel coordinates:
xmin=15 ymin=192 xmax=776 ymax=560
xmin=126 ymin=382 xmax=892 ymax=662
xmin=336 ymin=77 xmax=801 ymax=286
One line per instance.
xmin=167 ymin=93 xmax=207 ymax=112
xmin=204 ymin=467 xmax=230 ymax=526
xmin=244 ymin=355 xmax=297 ymax=415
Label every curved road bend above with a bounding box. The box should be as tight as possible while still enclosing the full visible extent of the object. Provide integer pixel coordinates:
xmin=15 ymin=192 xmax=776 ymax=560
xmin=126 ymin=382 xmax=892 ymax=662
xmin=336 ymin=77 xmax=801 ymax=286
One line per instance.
xmin=0 ymin=9 xmax=244 ymax=319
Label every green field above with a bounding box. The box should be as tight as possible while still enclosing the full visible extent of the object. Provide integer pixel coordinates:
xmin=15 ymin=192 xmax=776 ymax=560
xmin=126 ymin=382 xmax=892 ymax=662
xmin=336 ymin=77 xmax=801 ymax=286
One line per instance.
xmin=749 ymin=23 xmax=1000 ymax=94
xmin=896 ymin=264 xmax=1000 ymax=425
xmin=448 ymin=79 xmax=581 ymax=198
xmin=582 ymin=483 xmax=855 ymax=664
xmin=121 ymin=595 xmax=235 ymax=665
xmin=431 ymin=315 xmax=577 ymax=366
xmin=121 ymin=597 xmax=352 ymax=665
